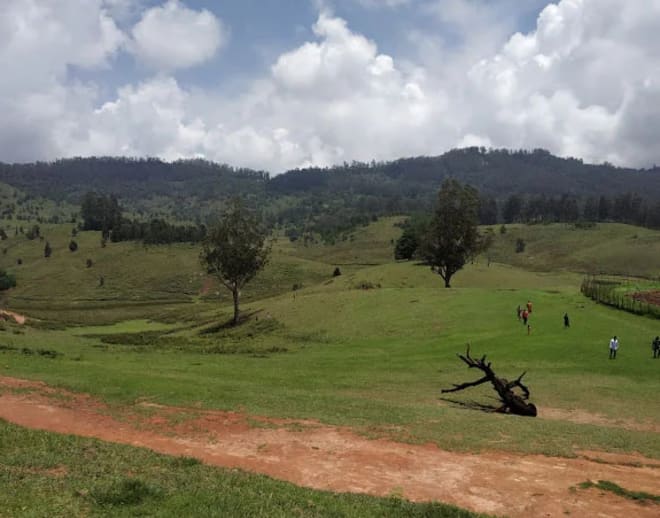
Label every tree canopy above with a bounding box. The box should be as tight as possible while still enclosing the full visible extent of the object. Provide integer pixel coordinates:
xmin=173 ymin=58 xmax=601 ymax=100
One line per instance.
xmin=421 ymin=179 xmax=485 ymax=288
xmin=200 ymin=199 xmax=271 ymax=325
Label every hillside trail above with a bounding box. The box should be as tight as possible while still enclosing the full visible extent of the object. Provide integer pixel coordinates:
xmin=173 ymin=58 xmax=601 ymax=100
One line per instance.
xmin=1 ymin=376 xmax=659 ymax=518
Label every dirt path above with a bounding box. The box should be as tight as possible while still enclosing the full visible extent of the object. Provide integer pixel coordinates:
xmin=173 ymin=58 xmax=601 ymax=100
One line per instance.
xmin=1 ymin=376 xmax=658 ymax=518
xmin=0 ymin=310 xmax=26 ymax=324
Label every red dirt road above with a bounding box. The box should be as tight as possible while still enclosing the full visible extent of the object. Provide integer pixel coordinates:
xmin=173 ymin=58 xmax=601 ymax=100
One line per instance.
xmin=1 ymin=376 xmax=658 ymax=517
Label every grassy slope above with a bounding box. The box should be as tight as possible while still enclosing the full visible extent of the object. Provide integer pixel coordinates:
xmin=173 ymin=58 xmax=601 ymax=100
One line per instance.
xmin=0 ymin=219 xmax=659 ymax=461
xmin=488 ymin=223 xmax=660 ymax=278
xmin=0 ymin=420 xmax=482 ymax=518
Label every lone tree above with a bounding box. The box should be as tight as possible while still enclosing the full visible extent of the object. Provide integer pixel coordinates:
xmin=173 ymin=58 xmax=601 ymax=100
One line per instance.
xmin=421 ymin=179 xmax=486 ymax=288
xmin=200 ymin=199 xmax=271 ymax=326
xmin=441 ymin=345 xmax=537 ymax=417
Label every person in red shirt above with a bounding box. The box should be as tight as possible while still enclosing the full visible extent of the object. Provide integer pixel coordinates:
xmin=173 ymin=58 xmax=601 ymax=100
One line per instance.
xmin=522 ymin=309 xmax=529 ymax=325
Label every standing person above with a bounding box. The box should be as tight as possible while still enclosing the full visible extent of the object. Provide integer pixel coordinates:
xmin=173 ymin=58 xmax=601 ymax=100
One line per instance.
xmin=527 ymin=300 xmax=533 ymax=314
xmin=522 ymin=309 xmax=529 ymax=325
xmin=609 ymin=336 xmax=619 ymax=359
xmin=564 ymin=313 xmax=570 ymax=328
xmin=652 ymin=336 xmax=660 ymax=359
xmin=517 ymin=305 xmax=522 ymax=320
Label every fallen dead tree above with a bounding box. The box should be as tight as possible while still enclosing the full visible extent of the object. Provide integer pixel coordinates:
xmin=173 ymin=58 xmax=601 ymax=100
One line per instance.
xmin=441 ymin=345 xmax=537 ymax=417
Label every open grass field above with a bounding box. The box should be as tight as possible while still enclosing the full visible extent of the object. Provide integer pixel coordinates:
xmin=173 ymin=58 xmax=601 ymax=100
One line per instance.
xmin=1 ymin=218 xmax=659 ymax=516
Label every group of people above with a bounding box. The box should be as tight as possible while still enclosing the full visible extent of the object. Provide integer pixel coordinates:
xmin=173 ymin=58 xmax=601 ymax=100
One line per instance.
xmin=517 ymin=301 xmax=533 ymax=334
xmin=608 ymin=335 xmax=660 ymax=359
xmin=515 ymin=302 xmax=659 ymax=359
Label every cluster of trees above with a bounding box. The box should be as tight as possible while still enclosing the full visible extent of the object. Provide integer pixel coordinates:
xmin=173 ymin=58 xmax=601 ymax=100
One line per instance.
xmin=501 ymin=192 xmax=660 ymax=228
xmin=81 ymin=192 xmax=206 ymax=244
xmin=111 ymin=218 xmax=207 ymax=245
xmin=81 ymin=192 xmax=122 ymax=234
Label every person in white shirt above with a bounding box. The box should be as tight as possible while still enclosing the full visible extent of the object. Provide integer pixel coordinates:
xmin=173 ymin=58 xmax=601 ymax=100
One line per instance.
xmin=609 ymin=336 xmax=619 ymax=359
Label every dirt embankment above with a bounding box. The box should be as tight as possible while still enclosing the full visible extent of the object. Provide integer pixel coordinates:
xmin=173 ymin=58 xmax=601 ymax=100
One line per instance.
xmin=1 ymin=376 xmax=658 ymax=518
xmin=0 ymin=310 xmax=26 ymax=325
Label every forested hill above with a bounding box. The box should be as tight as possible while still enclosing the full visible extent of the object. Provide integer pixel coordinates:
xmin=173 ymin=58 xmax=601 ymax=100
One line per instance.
xmin=2 ymin=149 xmax=660 ymax=236
xmin=2 ymin=149 xmax=659 ymax=204
xmin=271 ymin=148 xmax=660 ymax=198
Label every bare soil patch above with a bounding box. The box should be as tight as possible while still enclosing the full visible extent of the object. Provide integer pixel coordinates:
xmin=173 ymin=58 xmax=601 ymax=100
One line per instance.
xmin=632 ymin=290 xmax=660 ymax=306
xmin=1 ymin=376 xmax=658 ymax=518
xmin=0 ymin=310 xmax=27 ymax=325
xmin=542 ymin=407 xmax=660 ymax=433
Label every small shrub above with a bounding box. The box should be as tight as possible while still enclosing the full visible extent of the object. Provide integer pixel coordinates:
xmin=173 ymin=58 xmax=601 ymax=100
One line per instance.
xmin=91 ymin=478 xmax=161 ymax=507
xmin=332 ymin=267 xmax=342 ymax=277
xmin=0 ymin=269 xmax=16 ymax=291
xmin=16 ymin=258 xmax=22 ymax=265
xmin=44 ymin=241 xmax=52 ymax=258
xmin=292 ymin=282 xmax=303 ymax=291
xmin=86 ymin=258 xmax=93 ymax=268
xmin=69 ymin=240 xmax=78 ymax=252
xmin=515 ymin=238 xmax=526 ymax=253
xmin=499 ymin=224 xmax=507 ymax=234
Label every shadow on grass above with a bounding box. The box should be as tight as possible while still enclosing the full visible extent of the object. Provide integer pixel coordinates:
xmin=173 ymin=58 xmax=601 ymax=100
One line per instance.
xmin=439 ymin=397 xmax=499 ymax=413
xmin=198 ymin=310 xmax=262 ymax=334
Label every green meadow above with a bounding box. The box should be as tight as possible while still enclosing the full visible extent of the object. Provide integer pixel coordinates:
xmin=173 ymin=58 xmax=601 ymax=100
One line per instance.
xmin=1 ymin=218 xmax=660 ymax=515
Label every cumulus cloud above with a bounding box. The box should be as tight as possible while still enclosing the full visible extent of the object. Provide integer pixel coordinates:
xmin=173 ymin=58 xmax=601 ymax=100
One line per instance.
xmin=130 ymin=0 xmax=226 ymax=70
xmin=0 ymin=0 xmax=124 ymax=161
xmin=3 ymin=0 xmax=660 ymax=170
xmin=463 ymin=0 xmax=660 ymax=165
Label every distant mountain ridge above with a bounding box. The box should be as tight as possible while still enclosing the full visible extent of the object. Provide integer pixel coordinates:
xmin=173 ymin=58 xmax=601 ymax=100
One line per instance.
xmin=1 ymin=149 xmax=660 ymax=238
xmin=2 ymin=148 xmax=659 ymax=204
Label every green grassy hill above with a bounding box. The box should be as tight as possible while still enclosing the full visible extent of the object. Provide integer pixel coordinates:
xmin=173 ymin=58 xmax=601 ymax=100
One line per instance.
xmin=487 ymin=223 xmax=660 ymax=278
xmin=0 ymin=218 xmax=658 ymax=457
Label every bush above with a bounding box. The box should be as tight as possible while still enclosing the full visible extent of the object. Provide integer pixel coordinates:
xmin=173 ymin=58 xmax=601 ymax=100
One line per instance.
xmin=69 ymin=240 xmax=78 ymax=252
xmin=86 ymin=258 xmax=93 ymax=268
xmin=44 ymin=241 xmax=52 ymax=258
xmin=25 ymin=224 xmax=40 ymax=240
xmin=0 ymin=269 xmax=16 ymax=291
xmin=515 ymin=238 xmax=526 ymax=253
xmin=499 ymin=224 xmax=507 ymax=234
xmin=332 ymin=267 xmax=342 ymax=277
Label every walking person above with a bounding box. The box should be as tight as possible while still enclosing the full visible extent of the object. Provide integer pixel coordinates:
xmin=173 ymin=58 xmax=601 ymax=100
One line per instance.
xmin=527 ymin=300 xmax=533 ymax=314
xmin=609 ymin=336 xmax=619 ymax=359
xmin=517 ymin=305 xmax=522 ymax=321
xmin=652 ymin=336 xmax=660 ymax=359
xmin=563 ymin=313 xmax=570 ymax=328
xmin=522 ymin=309 xmax=529 ymax=325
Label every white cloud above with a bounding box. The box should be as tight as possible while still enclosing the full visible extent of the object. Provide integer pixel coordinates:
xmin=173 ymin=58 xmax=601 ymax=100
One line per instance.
xmin=130 ymin=0 xmax=226 ymax=70
xmin=3 ymin=0 xmax=660 ymax=171
xmin=0 ymin=0 xmax=125 ymax=161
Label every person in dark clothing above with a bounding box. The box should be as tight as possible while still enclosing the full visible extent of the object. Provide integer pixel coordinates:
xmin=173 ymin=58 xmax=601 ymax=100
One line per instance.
xmin=653 ymin=336 xmax=660 ymax=359
xmin=564 ymin=313 xmax=570 ymax=328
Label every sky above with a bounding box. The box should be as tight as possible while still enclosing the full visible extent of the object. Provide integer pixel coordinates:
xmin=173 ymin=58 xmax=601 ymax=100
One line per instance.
xmin=2 ymin=0 xmax=660 ymax=173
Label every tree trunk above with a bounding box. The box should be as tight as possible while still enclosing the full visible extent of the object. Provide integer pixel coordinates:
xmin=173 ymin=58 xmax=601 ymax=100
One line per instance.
xmin=441 ymin=345 xmax=537 ymax=417
xmin=232 ymin=287 xmax=240 ymax=326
